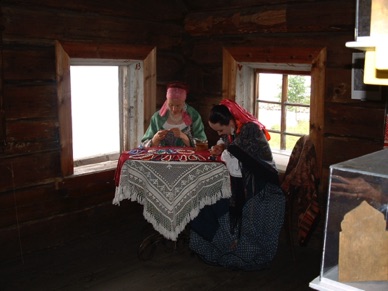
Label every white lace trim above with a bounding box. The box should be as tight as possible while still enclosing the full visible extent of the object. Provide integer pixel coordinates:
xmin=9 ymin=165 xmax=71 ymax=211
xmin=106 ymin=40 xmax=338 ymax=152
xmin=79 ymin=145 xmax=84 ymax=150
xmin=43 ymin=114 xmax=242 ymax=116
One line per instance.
xmin=113 ymin=161 xmax=231 ymax=241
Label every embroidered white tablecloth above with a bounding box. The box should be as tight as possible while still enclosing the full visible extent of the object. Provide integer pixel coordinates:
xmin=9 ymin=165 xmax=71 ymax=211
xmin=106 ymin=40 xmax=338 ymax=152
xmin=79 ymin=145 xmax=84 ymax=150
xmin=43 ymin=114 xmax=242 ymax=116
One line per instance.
xmin=113 ymin=160 xmax=231 ymax=241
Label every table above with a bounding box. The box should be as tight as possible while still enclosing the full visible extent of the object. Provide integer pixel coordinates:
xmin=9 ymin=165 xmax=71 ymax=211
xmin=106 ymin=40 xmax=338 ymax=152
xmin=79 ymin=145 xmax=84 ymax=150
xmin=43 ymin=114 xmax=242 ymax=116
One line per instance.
xmin=113 ymin=147 xmax=232 ymax=242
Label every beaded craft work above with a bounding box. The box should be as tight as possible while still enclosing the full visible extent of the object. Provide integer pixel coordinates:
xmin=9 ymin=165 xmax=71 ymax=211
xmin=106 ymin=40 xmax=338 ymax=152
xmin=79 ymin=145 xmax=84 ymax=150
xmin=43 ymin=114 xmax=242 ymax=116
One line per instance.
xmin=127 ymin=147 xmax=209 ymax=162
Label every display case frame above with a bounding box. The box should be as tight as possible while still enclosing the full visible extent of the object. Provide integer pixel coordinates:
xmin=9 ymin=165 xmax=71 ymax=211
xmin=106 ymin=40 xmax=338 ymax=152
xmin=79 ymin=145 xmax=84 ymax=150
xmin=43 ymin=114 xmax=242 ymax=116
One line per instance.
xmin=310 ymin=149 xmax=388 ymax=291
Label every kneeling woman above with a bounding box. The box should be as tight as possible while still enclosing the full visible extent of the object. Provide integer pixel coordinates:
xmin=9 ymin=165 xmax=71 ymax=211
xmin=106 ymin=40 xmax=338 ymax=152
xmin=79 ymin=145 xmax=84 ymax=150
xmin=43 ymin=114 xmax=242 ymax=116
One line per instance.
xmin=189 ymin=99 xmax=285 ymax=271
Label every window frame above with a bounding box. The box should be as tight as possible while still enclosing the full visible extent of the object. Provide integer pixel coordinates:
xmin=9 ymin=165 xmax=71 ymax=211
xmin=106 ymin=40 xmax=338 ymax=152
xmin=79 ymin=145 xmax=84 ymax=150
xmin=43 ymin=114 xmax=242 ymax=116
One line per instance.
xmin=255 ymin=70 xmax=311 ymax=151
xmin=222 ymin=46 xmax=326 ymax=174
xmin=55 ymin=41 xmax=156 ymax=176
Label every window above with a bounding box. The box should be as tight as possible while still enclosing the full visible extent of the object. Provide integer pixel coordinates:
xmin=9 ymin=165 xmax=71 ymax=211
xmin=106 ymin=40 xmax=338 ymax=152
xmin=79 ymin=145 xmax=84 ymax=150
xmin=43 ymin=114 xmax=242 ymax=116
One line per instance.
xmin=68 ymin=60 xmax=146 ymax=173
xmin=55 ymin=41 xmax=156 ymax=176
xmin=222 ymin=47 xmax=326 ymax=173
xmin=70 ymin=66 xmax=120 ymax=166
xmin=255 ymin=72 xmax=311 ymax=153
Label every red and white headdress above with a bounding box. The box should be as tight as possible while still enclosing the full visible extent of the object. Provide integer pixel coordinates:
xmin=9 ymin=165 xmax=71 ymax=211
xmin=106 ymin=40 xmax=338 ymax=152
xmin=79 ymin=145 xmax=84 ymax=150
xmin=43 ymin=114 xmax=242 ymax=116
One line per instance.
xmin=220 ymin=99 xmax=271 ymax=140
xmin=159 ymin=82 xmax=192 ymax=125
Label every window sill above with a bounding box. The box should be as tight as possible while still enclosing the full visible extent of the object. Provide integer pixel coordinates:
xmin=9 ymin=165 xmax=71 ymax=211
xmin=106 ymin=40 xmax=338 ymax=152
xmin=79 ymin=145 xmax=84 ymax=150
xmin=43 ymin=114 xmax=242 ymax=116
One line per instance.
xmin=73 ymin=160 xmax=118 ymax=176
xmin=273 ymin=152 xmax=290 ymax=174
xmin=72 ymin=155 xmax=288 ymax=177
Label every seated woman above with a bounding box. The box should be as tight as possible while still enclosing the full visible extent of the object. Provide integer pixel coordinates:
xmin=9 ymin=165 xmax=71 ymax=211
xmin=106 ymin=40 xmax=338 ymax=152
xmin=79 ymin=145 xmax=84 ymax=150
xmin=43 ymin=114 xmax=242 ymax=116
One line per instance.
xmin=141 ymin=81 xmax=207 ymax=147
xmin=189 ymin=99 xmax=285 ymax=271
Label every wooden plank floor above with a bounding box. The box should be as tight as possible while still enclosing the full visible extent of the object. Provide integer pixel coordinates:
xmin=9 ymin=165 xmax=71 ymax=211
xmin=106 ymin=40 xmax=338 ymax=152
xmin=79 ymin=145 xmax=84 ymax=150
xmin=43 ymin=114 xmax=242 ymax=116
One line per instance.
xmin=0 ymin=203 xmax=323 ymax=291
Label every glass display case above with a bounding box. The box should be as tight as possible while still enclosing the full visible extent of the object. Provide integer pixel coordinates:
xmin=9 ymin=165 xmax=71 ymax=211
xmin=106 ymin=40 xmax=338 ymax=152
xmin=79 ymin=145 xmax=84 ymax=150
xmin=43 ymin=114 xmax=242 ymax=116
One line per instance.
xmin=310 ymin=149 xmax=388 ymax=291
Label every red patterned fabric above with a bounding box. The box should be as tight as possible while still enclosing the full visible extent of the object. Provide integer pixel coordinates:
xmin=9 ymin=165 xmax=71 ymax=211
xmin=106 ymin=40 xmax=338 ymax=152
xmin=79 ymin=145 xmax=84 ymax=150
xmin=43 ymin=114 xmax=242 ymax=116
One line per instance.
xmin=281 ymin=135 xmax=320 ymax=245
xmin=114 ymin=147 xmax=219 ymax=186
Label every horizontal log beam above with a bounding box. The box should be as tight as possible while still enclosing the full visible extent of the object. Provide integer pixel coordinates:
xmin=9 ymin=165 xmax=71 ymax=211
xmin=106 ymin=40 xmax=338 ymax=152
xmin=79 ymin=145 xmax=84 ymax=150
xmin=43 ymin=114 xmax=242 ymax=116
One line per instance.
xmin=184 ymin=2 xmax=354 ymax=36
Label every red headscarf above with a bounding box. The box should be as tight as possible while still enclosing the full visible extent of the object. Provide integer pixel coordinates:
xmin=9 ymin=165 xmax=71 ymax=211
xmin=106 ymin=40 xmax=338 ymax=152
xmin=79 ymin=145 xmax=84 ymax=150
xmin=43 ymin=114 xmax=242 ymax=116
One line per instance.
xmin=159 ymin=82 xmax=192 ymax=126
xmin=220 ymin=99 xmax=271 ymax=140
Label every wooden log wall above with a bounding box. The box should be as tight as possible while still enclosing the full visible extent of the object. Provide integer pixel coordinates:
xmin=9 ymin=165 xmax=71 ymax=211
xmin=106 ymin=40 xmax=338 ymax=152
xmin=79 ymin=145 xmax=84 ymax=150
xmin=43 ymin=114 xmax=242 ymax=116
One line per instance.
xmin=0 ymin=0 xmax=386 ymax=262
xmin=181 ymin=0 xmax=386 ymax=189
xmin=0 ymin=0 xmax=188 ymax=263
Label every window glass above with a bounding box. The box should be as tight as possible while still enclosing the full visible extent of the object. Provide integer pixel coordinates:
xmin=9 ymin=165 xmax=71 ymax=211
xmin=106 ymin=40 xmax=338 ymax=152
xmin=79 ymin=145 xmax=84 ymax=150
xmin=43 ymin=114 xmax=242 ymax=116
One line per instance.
xmin=257 ymin=103 xmax=281 ymax=133
xmin=258 ymin=73 xmax=282 ymax=102
xmin=70 ymin=66 xmax=119 ymax=161
xmin=285 ymin=105 xmax=310 ymax=136
xmin=256 ymin=72 xmax=311 ymax=153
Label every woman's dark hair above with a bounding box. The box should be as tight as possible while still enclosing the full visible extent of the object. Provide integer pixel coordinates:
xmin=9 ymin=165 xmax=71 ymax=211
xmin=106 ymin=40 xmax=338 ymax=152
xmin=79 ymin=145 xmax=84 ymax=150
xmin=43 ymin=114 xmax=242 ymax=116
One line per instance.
xmin=209 ymin=104 xmax=233 ymax=126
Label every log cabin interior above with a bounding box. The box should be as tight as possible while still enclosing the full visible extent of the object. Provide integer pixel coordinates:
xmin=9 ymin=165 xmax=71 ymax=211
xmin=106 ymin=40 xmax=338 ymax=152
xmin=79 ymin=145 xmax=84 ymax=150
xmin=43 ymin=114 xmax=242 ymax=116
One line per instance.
xmin=1 ymin=0 xmax=387 ymax=290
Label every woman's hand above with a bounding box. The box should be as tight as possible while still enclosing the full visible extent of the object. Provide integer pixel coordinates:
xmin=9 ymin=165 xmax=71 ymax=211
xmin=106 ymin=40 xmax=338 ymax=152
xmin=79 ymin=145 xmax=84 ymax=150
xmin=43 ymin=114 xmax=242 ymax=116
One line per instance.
xmin=169 ymin=128 xmax=182 ymax=138
xmin=170 ymin=128 xmax=190 ymax=146
xmin=209 ymin=144 xmax=225 ymax=156
xmin=152 ymin=130 xmax=169 ymax=146
xmin=331 ymin=175 xmax=383 ymax=203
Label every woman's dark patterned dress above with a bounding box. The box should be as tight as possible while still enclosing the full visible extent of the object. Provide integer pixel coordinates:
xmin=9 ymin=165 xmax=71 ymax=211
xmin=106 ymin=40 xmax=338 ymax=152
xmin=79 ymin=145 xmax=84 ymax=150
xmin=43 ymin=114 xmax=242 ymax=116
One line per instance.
xmin=189 ymin=122 xmax=285 ymax=270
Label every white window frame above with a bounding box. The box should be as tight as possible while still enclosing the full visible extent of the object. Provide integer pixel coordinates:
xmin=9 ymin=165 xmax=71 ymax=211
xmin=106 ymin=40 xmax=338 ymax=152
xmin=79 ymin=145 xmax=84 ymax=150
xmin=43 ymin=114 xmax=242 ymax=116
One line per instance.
xmin=254 ymin=71 xmax=312 ymax=156
xmin=222 ymin=47 xmax=326 ymax=174
xmin=69 ymin=62 xmax=145 ymax=170
xmin=236 ymin=63 xmax=312 ymax=172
